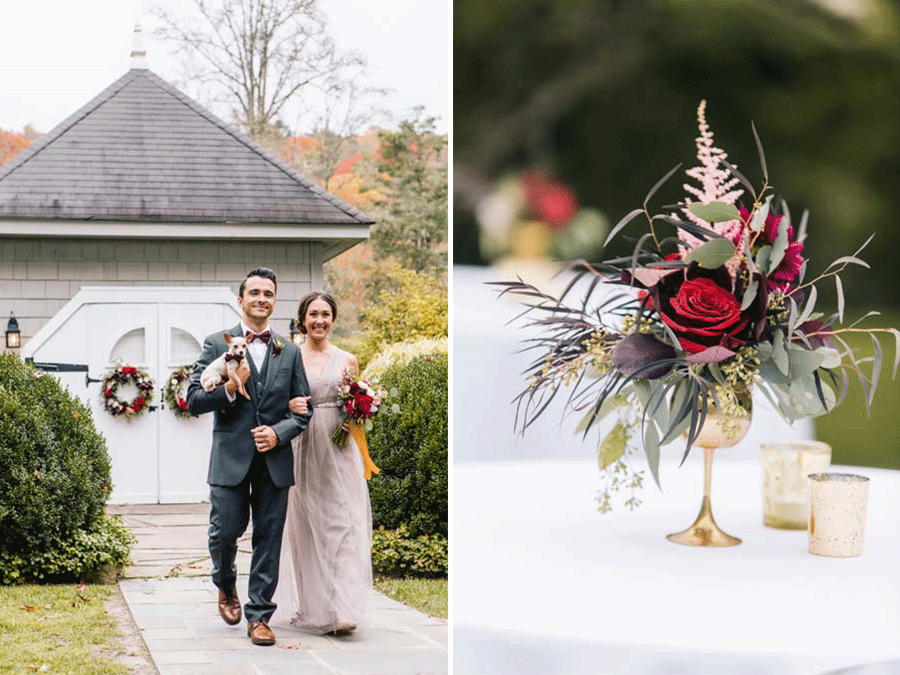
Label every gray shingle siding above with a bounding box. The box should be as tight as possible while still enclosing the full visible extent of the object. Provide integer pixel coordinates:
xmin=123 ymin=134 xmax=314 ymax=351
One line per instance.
xmin=0 ymin=236 xmax=315 ymax=344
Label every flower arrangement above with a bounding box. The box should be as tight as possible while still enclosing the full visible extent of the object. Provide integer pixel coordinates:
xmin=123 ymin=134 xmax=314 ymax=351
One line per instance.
xmin=331 ymin=370 xmax=398 ymax=446
xmin=496 ymin=101 xmax=899 ymax=508
xmin=477 ymin=171 xmax=609 ymax=262
xmin=101 ymin=365 xmax=154 ymax=418
xmin=163 ymin=365 xmax=194 ymax=419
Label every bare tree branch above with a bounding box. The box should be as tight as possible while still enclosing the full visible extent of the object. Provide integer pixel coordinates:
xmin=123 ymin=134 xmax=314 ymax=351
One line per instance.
xmin=153 ymin=0 xmax=363 ymax=139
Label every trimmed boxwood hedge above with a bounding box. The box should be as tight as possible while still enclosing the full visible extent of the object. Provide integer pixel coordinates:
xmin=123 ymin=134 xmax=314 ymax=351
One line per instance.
xmin=0 ymin=353 xmax=132 ymax=584
xmin=368 ymin=353 xmax=447 ymax=538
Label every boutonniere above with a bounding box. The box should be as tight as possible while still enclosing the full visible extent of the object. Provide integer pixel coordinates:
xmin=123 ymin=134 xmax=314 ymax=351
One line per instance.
xmin=272 ymin=337 xmax=284 ymax=357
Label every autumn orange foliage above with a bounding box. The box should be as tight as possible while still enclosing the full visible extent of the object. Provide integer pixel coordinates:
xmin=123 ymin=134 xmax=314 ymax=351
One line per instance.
xmin=0 ymin=128 xmax=33 ymax=168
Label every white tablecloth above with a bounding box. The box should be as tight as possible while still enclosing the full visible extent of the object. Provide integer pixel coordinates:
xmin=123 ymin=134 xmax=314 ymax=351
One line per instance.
xmin=453 ymin=265 xmax=813 ymax=463
xmin=453 ymin=458 xmax=900 ymax=675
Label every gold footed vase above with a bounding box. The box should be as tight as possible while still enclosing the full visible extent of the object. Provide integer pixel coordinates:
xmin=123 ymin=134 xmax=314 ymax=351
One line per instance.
xmin=666 ymin=408 xmax=752 ymax=547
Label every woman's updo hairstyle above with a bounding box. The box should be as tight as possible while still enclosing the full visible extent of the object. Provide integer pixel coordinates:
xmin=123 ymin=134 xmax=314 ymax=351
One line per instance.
xmin=297 ymin=291 xmax=338 ymax=334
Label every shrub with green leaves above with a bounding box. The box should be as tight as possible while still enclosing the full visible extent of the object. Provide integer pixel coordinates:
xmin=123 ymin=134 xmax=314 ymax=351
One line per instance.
xmin=0 ymin=353 xmax=131 ymax=584
xmin=358 ymin=266 xmax=448 ymax=367
xmin=371 ymin=525 xmax=447 ymax=578
xmin=368 ymin=353 xmax=447 ymax=538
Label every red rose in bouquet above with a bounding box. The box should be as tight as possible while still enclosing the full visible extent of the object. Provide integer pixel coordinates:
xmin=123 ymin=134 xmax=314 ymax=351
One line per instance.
xmin=331 ymin=369 xmax=385 ymax=446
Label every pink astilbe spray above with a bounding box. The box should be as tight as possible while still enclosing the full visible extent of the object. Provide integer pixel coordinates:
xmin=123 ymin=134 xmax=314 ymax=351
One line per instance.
xmin=679 ymin=100 xmax=744 ymax=252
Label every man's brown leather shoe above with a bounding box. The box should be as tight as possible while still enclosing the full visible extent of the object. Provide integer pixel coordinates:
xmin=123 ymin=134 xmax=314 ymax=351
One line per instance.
xmin=247 ymin=620 xmax=276 ymax=646
xmin=218 ymin=589 xmax=242 ymax=625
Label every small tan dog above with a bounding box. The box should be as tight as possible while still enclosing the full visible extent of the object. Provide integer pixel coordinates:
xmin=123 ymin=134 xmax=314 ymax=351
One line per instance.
xmin=200 ymin=333 xmax=251 ymax=400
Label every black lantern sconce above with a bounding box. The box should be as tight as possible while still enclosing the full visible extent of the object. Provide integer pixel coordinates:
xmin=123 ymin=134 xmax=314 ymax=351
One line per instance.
xmin=289 ymin=318 xmax=303 ymax=346
xmin=6 ymin=312 xmax=21 ymax=349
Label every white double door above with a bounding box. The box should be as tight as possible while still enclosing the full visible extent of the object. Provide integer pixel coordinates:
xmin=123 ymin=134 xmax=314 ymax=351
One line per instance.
xmin=25 ymin=287 xmax=241 ymax=503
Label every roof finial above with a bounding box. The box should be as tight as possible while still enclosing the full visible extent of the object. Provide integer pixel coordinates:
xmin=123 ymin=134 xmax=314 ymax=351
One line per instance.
xmin=130 ymin=23 xmax=147 ymax=69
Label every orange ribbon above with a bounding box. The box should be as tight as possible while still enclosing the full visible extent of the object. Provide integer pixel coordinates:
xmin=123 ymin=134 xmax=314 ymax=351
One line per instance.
xmin=348 ymin=422 xmax=380 ymax=480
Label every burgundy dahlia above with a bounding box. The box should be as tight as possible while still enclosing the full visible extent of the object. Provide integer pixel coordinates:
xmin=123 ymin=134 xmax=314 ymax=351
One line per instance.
xmin=737 ymin=205 xmax=804 ymax=293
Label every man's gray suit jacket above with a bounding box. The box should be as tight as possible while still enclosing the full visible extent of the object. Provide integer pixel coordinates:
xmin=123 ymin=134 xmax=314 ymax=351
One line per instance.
xmin=186 ymin=324 xmax=312 ymax=488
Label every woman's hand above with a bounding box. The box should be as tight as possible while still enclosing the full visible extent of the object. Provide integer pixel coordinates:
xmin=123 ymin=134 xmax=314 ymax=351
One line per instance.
xmin=289 ymin=395 xmax=311 ymax=415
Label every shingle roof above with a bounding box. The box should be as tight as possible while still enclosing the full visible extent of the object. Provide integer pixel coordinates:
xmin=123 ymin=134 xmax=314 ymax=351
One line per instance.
xmin=0 ymin=68 xmax=375 ymax=225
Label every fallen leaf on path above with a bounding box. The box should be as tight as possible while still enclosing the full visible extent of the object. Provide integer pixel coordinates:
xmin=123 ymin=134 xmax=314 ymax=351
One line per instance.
xmin=19 ymin=605 xmax=51 ymax=611
xmin=277 ymin=643 xmax=302 ymax=649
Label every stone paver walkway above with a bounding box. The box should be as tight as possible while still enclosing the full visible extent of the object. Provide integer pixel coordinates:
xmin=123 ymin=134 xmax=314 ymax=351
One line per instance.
xmin=109 ymin=504 xmax=447 ymax=675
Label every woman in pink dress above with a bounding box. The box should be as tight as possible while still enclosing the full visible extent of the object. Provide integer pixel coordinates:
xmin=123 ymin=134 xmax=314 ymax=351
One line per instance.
xmin=274 ymin=291 xmax=372 ymax=635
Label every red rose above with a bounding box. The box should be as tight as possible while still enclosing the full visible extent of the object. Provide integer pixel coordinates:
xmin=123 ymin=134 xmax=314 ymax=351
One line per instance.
xmin=104 ymin=389 xmax=114 ymax=398
xmin=133 ymin=397 xmax=145 ymax=411
xmin=122 ymin=367 xmax=136 ymax=375
xmin=179 ymin=400 xmax=189 ymax=410
xmin=655 ymin=268 xmax=751 ymax=355
xmin=356 ymin=394 xmax=374 ymax=416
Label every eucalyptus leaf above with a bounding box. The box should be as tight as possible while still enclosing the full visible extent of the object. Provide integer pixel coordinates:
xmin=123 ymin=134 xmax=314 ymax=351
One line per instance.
xmin=828 ymin=255 xmax=870 ymax=270
xmin=391 ymin=403 xmax=400 ymax=414
xmin=683 ymin=237 xmax=736 ymax=269
xmin=769 ymin=213 xmax=791 ymax=272
xmin=796 ymin=209 xmax=809 ymax=244
xmin=797 ymin=259 xmax=808 ymax=286
xmin=869 ymin=334 xmax=882 ymax=409
xmin=686 ymin=202 xmax=740 ymax=223
xmin=815 ymin=347 xmax=842 ymax=369
xmin=755 ymin=245 xmax=772 ymax=276
xmin=646 ymin=380 xmax=670 ymax=436
xmin=787 ymin=346 xmax=826 ymax=381
xmin=599 ymin=422 xmax=628 ymax=469
xmin=740 ymin=275 xmax=759 ymax=311
xmin=789 ymin=375 xmax=835 ymax=416
xmin=632 ymin=379 xmax=651 ymax=408
xmin=888 ymin=328 xmax=900 ymax=378
xmin=748 ymin=199 xmax=770 ymax=233
xmin=643 ymin=420 xmax=661 ymax=488
xmin=779 ymin=198 xmax=792 ymax=232
xmin=835 ymin=275 xmax=845 ymax=324
xmin=794 ymin=286 xmax=818 ymax=330
xmin=772 ymin=329 xmax=789 ymax=376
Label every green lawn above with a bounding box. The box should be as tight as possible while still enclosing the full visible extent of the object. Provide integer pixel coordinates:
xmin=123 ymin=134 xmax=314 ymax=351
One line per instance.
xmin=375 ymin=577 xmax=448 ymax=619
xmin=814 ymin=308 xmax=900 ymax=470
xmin=0 ymin=584 xmax=128 ymax=675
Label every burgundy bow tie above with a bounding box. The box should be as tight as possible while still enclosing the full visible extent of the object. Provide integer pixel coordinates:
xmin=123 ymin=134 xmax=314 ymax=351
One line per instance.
xmin=245 ymin=330 xmax=271 ymax=344
xmin=224 ymin=352 xmax=243 ymax=363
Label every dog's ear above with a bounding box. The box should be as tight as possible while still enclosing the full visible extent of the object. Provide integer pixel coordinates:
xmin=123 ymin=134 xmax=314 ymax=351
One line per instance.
xmin=224 ymin=332 xmax=232 ymax=344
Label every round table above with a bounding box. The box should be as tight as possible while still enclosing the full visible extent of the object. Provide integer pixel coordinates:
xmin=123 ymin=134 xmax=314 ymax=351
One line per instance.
xmin=453 ymin=457 xmax=900 ymax=675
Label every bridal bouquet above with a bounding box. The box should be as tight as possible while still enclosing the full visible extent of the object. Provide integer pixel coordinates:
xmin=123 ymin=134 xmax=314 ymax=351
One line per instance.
xmin=496 ymin=101 xmax=898 ymax=508
xmin=331 ymin=370 xmax=388 ymax=446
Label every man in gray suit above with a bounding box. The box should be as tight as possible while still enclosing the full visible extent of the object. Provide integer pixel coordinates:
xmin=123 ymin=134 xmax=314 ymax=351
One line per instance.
xmin=187 ymin=267 xmax=312 ymax=646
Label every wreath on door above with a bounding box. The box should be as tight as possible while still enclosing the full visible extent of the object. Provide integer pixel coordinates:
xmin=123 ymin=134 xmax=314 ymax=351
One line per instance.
xmin=164 ymin=365 xmax=195 ymax=419
xmin=101 ymin=365 xmax=154 ymax=418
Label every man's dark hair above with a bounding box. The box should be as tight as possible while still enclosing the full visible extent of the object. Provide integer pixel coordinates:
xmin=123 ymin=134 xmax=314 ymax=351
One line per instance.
xmin=296 ymin=291 xmax=338 ymax=334
xmin=239 ymin=267 xmax=277 ymax=297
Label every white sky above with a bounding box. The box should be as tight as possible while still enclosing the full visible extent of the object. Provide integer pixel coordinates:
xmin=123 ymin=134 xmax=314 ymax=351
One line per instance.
xmin=0 ymin=0 xmax=449 ymax=135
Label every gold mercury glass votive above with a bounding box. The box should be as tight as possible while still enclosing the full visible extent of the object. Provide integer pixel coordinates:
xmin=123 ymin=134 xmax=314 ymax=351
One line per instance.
xmin=761 ymin=441 xmax=831 ymax=529
xmin=808 ymin=473 xmax=870 ymax=558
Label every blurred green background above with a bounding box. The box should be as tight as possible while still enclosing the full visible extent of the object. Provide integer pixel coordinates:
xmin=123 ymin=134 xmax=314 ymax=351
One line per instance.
xmin=454 ymin=0 xmax=900 ymax=469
